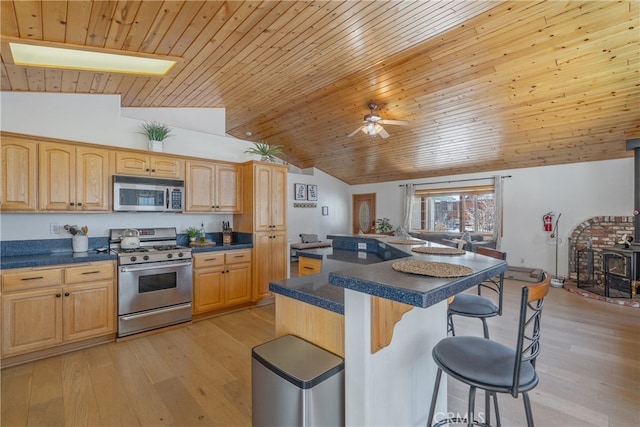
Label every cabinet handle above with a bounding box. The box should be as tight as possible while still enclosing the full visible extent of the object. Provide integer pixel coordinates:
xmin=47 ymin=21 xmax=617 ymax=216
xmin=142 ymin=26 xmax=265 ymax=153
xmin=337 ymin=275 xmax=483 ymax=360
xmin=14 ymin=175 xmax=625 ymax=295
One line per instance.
xmin=151 ymin=169 xmax=156 ymax=172
xmin=77 ymin=202 xmax=82 ymax=206
xmin=56 ymin=293 xmax=62 ymax=298
xmin=303 ymin=266 xmax=314 ymax=270
xmin=81 ymin=270 xmax=101 ymax=275
xmin=70 ymin=202 xmax=75 ymax=206
xmin=146 ymin=168 xmax=150 ymax=172
xmin=21 ymin=276 xmax=44 ymax=281
xmin=64 ymin=292 xmax=70 ymax=297
xmin=205 ymin=258 xmax=219 ymax=262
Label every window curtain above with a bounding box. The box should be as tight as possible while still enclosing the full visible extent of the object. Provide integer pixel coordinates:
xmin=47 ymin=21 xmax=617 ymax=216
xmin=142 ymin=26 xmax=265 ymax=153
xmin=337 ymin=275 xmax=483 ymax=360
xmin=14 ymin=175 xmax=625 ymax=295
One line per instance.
xmin=402 ymin=183 xmax=414 ymax=231
xmin=492 ymin=175 xmax=503 ymax=249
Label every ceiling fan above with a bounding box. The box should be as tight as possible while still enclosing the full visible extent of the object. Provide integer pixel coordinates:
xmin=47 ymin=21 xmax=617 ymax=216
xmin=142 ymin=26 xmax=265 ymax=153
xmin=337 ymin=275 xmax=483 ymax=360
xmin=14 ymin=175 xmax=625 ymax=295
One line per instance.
xmin=348 ymin=102 xmax=409 ymax=139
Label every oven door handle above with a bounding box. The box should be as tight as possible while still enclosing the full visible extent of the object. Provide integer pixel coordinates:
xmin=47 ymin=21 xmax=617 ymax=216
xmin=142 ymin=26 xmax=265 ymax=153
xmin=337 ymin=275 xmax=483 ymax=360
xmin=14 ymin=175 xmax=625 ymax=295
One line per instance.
xmin=120 ymin=261 xmax=192 ymax=273
xmin=120 ymin=303 xmax=192 ymax=321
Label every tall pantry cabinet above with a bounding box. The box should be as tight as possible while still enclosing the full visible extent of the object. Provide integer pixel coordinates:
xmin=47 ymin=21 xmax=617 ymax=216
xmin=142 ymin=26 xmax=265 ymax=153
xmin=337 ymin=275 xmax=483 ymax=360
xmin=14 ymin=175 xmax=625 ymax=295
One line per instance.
xmin=234 ymin=161 xmax=288 ymax=302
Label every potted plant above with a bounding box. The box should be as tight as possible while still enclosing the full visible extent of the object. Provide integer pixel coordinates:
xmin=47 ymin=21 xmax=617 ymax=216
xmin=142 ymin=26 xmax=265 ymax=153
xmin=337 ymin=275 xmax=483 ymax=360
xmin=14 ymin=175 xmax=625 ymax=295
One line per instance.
xmin=139 ymin=121 xmax=173 ymax=152
xmin=185 ymin=226 xmax=199 ymax=243
xmin=244 ymin=140 xmax=283 ymax=162
xmin=376 ymin=218 xmax=394 ymax=234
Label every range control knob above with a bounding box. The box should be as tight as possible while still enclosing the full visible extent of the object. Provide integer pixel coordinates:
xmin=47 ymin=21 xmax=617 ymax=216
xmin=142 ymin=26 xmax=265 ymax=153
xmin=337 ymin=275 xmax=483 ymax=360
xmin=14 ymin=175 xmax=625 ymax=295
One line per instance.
xmin=130 ymin=256 xmax=137 ymax=262
xmin=143 ymin=255 xmax=149 ymax=261
xmin=167 ymin=253 xmax=173 ymax=259
xmin=178 ymin=252 xmax=184 ymax=258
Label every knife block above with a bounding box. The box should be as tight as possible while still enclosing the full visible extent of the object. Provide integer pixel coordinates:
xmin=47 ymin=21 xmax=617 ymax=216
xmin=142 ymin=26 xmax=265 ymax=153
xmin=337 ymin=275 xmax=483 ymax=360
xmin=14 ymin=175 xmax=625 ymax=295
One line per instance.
xmin=223 ymin=230 xmax=233 ymax=246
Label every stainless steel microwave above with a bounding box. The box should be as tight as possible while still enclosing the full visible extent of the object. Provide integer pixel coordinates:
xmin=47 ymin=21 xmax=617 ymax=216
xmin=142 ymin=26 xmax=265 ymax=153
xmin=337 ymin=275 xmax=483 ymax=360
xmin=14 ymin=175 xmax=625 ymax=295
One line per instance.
xmin=113 ymin=175 xmax=184 ymax=212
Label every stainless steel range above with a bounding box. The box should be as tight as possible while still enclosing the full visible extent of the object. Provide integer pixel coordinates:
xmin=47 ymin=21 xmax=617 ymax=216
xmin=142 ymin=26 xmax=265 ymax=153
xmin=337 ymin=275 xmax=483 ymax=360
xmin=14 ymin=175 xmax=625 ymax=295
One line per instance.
xmin=110 ymin=227 xmax=192 ymax=337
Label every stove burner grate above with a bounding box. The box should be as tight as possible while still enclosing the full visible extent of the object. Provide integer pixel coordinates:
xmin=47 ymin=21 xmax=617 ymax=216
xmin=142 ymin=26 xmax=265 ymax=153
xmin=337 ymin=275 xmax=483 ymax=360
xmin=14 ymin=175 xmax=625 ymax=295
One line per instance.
xmin=119 ymin=247 xmax=149 ymax=253
xmin=153 ymin=245 xmax=182 ymax=251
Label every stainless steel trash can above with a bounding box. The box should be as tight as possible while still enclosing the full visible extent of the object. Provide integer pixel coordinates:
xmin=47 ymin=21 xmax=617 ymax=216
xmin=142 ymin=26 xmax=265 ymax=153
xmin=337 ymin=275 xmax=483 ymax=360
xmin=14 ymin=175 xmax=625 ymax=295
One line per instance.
xmin=252 ymin=334 xmax=345 ymax=427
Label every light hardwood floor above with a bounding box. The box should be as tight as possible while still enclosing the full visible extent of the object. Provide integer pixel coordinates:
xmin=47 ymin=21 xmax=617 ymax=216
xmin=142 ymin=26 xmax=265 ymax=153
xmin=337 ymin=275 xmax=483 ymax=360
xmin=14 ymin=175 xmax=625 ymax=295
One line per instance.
xmin=2 ymin=279 xmax=639 ymax=426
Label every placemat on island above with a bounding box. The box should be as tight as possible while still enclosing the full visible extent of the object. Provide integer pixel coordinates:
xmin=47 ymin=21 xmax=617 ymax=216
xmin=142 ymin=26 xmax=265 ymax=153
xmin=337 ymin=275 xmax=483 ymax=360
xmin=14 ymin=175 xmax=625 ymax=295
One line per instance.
xmin=392 ymin=260 xmax=473 ymax=277
xmin=411 ymin=246 xmax=465 ymax=255
xmin=387 ymin=239 xmax=426 ymax=245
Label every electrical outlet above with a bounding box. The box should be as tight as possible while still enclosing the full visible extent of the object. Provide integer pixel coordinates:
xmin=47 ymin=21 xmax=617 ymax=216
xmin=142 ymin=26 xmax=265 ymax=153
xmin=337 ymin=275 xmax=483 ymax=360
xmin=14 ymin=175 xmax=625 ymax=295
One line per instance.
xmin=520 ymin=257 xmax=525 ymax=264
xmin=49 ymin=223 xmax=59 ymax=234
xmin=358 ymin=242 xmax=366 ymax=250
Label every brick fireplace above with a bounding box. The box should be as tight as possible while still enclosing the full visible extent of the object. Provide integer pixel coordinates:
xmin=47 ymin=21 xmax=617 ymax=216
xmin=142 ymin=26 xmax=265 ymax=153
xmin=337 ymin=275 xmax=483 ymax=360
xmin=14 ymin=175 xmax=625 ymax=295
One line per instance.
xmin=568 ymin=216 xmax=635 ymax=293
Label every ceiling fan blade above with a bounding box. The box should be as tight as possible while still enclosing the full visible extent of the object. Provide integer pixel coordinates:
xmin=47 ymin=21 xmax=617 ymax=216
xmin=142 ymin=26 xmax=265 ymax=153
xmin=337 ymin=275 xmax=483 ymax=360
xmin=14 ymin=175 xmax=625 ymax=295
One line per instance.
xmin=376 ymin=125 xmax=390 ymax=139
xmin=379 ymin=119 xmax=409 ymax=126
xmin=348 ymin=126 xmax=364 ymax=137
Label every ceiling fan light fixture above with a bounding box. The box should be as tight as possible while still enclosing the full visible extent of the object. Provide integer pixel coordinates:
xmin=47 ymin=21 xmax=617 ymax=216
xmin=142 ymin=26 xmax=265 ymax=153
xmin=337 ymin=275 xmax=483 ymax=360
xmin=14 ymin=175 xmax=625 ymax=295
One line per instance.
xmin=366 ymin=122 xmax=377 ymax=135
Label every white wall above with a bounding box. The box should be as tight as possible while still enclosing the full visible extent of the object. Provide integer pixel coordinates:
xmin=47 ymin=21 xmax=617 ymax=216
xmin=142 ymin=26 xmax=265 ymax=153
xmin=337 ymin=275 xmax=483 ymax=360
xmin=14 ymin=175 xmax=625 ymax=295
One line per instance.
xmin=0 ymin=92 xmax=351 ymax=242
xmin=287 ymin=167 xmax=351 ymax=244
xmin=351 ymin=159 xmax=634 ymax=277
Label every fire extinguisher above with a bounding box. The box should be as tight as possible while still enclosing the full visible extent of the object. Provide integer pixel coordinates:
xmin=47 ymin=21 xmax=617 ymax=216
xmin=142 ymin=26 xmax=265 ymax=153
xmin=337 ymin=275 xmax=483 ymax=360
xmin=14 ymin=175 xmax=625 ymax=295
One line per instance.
xmin=543 ymin=212 xmax=554 ymax=232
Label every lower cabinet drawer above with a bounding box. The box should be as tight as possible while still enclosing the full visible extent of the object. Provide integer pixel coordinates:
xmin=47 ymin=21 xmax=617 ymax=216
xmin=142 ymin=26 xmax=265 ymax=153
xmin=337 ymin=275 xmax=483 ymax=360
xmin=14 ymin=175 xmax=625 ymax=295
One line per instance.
xmin=298 ymin=257 xmax=322 ymax=276
xmin=2 ymin=267 xmax=63 ymax=292
xmin=65 ymin=263 xmax=114 ymax=284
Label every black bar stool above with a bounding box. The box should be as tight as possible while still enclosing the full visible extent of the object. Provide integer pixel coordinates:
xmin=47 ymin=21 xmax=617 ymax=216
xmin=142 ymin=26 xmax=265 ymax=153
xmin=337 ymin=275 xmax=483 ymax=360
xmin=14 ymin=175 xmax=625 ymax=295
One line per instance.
xmin=448 ymin=247 xmax=506 ymax=338
xmin=428 ymin=274 xmax=551 ymax=427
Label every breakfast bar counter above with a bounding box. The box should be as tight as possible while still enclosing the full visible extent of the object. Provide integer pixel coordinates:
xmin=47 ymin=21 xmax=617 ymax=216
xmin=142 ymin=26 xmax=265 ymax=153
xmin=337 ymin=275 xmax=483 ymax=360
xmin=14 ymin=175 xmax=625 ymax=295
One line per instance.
xmin=269 ymin=234 xmax=507 ymax=426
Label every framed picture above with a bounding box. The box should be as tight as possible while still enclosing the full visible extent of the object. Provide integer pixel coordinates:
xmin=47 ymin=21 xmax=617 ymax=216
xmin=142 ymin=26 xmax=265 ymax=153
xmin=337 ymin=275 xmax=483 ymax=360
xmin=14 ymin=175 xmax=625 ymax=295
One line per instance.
xmin=322 ymin=206 xmax=329 ymax=216
xmin=307 ymin=184 xmax=318 ymax=201
xmin=294 ymin=183 xmax=307 ymax=200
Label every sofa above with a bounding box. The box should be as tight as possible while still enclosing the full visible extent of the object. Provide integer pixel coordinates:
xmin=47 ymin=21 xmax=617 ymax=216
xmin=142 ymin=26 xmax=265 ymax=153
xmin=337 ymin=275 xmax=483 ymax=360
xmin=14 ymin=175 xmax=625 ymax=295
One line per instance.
xmin=290 ymin=233 xmax=332 ymax=260
xmin=409 ymin=232 xmax=496 ymax=252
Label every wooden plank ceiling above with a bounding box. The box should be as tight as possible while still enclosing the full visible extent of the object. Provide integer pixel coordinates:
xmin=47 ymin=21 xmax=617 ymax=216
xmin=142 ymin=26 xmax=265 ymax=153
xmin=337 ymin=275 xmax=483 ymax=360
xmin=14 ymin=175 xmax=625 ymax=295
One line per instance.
xmin=1 ymin=1 xmax=638 ymax=185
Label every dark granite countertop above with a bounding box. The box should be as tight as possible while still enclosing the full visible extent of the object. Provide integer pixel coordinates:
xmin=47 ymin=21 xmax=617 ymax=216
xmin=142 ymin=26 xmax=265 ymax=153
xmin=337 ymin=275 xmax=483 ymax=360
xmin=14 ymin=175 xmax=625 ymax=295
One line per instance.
xmin=190 ymin=243 xmax=253 ymax=253
xmin=1 ymin=233 xmax=253 ymax=270
xmin=269 ymin=234 xmax=507 ymax=313
xmin=1 ymin=251 xmax=118 ymax=269
xmin=269 ymin=248 xmax=393 ymax=314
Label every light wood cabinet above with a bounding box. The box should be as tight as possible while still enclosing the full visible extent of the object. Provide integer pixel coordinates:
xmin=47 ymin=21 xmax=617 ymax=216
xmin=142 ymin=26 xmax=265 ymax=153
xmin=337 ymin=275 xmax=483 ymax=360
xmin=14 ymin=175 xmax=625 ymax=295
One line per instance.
xmin=115 ymin=152 xmax=184 ymax=179
xmin=254 ymin=163 xmax=287 ymax=231
xmin=38 ymin=143 xmax=110 ymax=211
xmin=298 ymin=256 xmax=322 ymax=276
xmin=192 ymin=250 xmax=252 ymax=314
xmin=185 ymin=160 xmax=242 ymax=213
xmin=234 ymin=161 xmax=288 ymax=302
xmin=1 ymin=261 xmax=116 ymax=357
xmin=0 ymin=137 xmax=38 ymax=211
xmin=253 ymin=231 xmax=287 ymax=300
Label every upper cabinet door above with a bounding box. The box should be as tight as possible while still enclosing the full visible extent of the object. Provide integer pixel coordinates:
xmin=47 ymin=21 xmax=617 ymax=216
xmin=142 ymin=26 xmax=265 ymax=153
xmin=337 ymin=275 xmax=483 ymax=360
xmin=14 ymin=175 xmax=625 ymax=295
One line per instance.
xmin=254 ymin=163 xmax=287 ymax=231
xmin=185 ymin=160 xmax=215 ymax=212
xmin=115 ymin=152 xmax=150 ymax=176
xmin=115 ymin=153 xmax=183 ymax=179
xmin=269 ymin=165 xmax=287 ymax=230
xmin=1 ymin=138 xmax=37 ymax=211
xmin=39 ymin=143 xmax=76 ymax=211
xmin=75 ymin=146 xmax=110 ymax=211
xmin=215 ymin=163 xmax=242 ymax=213
xmin=254 ymin=164 xmax=273 ymax=231
xmin=150 ymin=156 xmax=184 ymax=179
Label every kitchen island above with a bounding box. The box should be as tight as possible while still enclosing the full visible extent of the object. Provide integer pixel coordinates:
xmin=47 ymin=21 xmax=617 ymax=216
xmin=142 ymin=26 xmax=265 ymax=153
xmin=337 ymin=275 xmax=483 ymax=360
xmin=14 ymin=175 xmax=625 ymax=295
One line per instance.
xmin=269 ymin=234 xmax=507 ymax=426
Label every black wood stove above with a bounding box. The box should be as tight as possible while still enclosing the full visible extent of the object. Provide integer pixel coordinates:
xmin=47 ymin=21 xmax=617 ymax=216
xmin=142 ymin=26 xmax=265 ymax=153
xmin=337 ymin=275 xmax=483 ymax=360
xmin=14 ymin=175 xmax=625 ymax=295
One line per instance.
xmin=603 ymin=138 xmax=640 ymax=298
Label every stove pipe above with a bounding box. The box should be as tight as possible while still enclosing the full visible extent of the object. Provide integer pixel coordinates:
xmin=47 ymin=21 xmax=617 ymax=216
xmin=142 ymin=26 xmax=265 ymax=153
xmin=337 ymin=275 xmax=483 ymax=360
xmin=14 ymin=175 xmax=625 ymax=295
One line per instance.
xmin=626 ymin=138 xmax=640 ymax=244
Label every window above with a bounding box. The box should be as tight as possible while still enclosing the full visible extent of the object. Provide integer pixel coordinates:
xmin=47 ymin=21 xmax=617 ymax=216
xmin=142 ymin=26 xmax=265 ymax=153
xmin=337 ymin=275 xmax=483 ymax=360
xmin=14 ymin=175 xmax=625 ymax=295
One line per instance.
xmin=410 ymin=185 xmax=496 ymax=233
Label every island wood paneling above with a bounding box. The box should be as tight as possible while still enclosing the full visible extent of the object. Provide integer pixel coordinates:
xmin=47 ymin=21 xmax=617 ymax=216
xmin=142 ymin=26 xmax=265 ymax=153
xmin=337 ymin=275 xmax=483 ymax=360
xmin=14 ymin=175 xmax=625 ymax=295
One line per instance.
xmin=1 ymin=1 xmax=638 ymax=184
